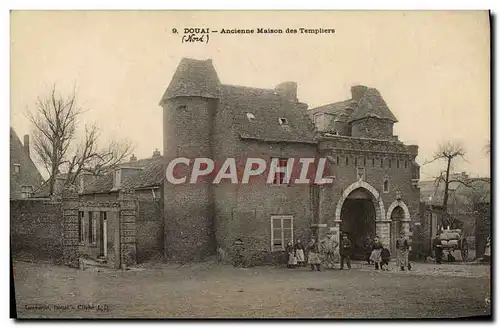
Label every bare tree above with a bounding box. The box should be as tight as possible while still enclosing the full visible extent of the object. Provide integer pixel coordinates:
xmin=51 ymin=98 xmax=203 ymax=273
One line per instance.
xmin=424 ymin=142 xmax=469 ymax=213
xmin=484 ymin=141 xmax=491 ymax=156
xmin=27 ymin=86 xmax=133 ymax=195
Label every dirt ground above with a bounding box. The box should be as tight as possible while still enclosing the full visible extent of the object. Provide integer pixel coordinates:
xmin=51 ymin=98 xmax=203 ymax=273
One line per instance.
xmin=12 ymin=260 xmax=491 ymax=319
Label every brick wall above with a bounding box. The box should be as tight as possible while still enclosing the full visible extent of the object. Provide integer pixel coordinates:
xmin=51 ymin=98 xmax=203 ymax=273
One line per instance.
xmin=137 ymin=200 xmax=164 ymax=262
xmin=10 ymin=199 xmax=63 ymax=262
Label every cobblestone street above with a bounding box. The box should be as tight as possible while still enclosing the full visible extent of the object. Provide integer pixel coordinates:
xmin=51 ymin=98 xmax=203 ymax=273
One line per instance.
xmin=13 ymin=260 xmax=491 ymax=319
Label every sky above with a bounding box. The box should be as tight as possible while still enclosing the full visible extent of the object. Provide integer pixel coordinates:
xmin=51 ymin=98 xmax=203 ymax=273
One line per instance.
xmin=10 ymin=10 xmax=491 ymax=180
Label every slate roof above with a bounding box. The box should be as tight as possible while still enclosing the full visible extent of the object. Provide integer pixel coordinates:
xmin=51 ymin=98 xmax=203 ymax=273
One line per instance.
xmin=348 ymin=88 xmax=398 ymax=123
xmin=81 ymin=156 xmax=164 ymax=195
xmin=220 ymin=84 xmax=317 ymax=144
xmin=309 ymin=86 xmax=398 ymax=125
xmin=160 ymin=58 xmax=220 ymax=103
xmin=308 ymin=99 xmax=357 ymax=117
xmin=160 ymin=57 xmax=318 ymax=144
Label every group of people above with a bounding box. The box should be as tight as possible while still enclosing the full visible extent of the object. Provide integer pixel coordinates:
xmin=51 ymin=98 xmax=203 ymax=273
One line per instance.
xmin=366 ymin=232 xmax=411 ymax=271
xmin=285 ymin=232 xmax=360 ymax=271
xmin=286 ymin=231 xmax=412 ymax=272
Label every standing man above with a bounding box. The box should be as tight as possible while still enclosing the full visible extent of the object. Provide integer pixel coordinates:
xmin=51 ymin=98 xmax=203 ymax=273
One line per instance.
xmin=396 ymin=231 xmax=410 ymax=271
xmin=432 ymin=232 xmax=443 ymax=264
xmin=322 ymin=232 xmax=339 ymax=269
xmin=340 ymin=233 xmax=352 ymax=270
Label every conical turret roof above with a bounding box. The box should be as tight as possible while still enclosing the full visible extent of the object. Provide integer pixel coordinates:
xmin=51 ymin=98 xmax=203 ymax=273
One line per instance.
xmin=159 ymin=58 xmax=220 ymax=104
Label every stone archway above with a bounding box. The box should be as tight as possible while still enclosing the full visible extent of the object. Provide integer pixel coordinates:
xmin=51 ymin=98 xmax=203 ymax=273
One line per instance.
xmin=386 ymin=200 xmax=411 ymax=254
xmin=335 ymin=180 xmax=386 ymax=223
xmin=333 ymin=180 xmax=388 ymax=253
xmin=386 ymin=200 xmax=411 ymax=223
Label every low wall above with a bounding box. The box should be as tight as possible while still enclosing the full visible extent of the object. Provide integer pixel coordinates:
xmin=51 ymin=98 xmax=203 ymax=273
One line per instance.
xmin=10 ymin=199 xmax=63 ymax=263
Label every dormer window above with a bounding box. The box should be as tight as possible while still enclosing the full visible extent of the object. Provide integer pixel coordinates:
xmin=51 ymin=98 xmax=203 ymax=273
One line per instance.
xmin=14 ymin=164 xmax=20 ymax=174
xmin=177 ymin=104 xmax=187 ymax=111
xmin=246 ymin=113 xmax=255 ymax=121
xmin=278 ymin=118 xmax=289 ymax=126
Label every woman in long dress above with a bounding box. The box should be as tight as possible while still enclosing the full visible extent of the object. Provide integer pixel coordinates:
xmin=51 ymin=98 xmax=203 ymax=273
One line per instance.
xmin=286 ymin=241 xmax=297 ymax=268
xmin=396 ymin=231 xmax=410 ymax=271
xmin=295 ymin=239 xmax=306 ymax=267
xmin=370 ymin=236 xmax=383 ymax=270
xmin=307 ymin=238 xmax=321 ymax=271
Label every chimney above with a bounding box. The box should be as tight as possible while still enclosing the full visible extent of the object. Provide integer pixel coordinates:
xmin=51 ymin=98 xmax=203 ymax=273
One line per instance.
xmin=130 ymin=154 xmax=137 ymax=162
xmin=152 ymin=149 xmax=161 ymax=158
xmin=275 ymin=82 xmax=298 ymax=102
xmin=23 ymin=135 xmax=30 ymax=156
xmin=351 ymin=85 xmax=368 ymax=101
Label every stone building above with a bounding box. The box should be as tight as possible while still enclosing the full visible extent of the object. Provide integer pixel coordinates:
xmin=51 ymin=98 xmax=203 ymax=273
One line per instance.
xmin=160 ymin=58 xmax=421 ymax=262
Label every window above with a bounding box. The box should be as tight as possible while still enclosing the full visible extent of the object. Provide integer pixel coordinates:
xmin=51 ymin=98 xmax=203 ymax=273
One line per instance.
xmin=21 ymin=186 xmax=33 ymax=198
xmin=405 ymin=160 xmax=408 ymax=169
xmin=380 ymin=158 xmax=383 ymax=168
xmin=383 ymin=179 xmax=390 ymax=193
xmin=345 ymin=156 xmax=349 ymax=166
xmin=246 ymin=113 xmax=255 ymax=121
xmin=114 ymin=169 xmax=121 ymax=188
xmin=333 ymin=130 xmax=339 ymax=136
xmin=89 ymin=212 xmax=97 ymax=244
xmin=363 ymin=157 xmax=366 ymax=167
xmin=278 ymin=118 xmax=289 ymax=125
xmin=354 ymin=157 xmax=358 ymax=166
xmin=388 ymin=159 xmax=392 ymax=169
xmin=272 ymin=158 xmax=288 ymax=185
xmin=372 ymin=158 xmax=375 ymax=166
xmin=336 ymin=155 xmax=340 ymax=165
xmin=78 ymin=211 xmax=85 ymax=243
xmin=397 ymin=160 xmax=400 ymax=169
xmin=271 ymin=216 xmax=293 ymax=251
xmin=14 ymin=164 xmax=20 ymax=174
xmin=313 ymin=114 xmax=322 ymax=126
xmin=177 ymin=104 xmax=187 ymax=111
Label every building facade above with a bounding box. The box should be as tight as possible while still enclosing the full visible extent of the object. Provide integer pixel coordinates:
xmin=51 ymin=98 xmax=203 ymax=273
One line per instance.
xmin=10 ymin=127 xmax=45 ymax=199
xmin=160 ymin=58 xmax=421 ymax=262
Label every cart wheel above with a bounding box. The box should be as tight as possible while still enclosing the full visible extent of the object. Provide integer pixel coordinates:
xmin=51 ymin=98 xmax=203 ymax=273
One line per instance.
xmin=461 ymin=239 xmax=469 ymax=261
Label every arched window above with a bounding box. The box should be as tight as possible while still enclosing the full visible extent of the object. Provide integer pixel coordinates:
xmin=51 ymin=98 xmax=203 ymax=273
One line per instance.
xmin=383 ymin=179 xmax=389 ymax=193
xmin=345 ymin=156 xmax=349 ymax=166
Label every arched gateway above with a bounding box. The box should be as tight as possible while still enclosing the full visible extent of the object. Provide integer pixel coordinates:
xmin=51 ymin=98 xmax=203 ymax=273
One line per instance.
xmin=334 ymin=181 xmax=386 ymax=259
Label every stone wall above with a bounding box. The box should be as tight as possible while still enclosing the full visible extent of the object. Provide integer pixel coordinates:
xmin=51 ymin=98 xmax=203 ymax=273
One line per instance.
xmin=10 ymin=199 xmax=63 ymax=262
xmin=137 ymin=199 xmax=164 ymax=262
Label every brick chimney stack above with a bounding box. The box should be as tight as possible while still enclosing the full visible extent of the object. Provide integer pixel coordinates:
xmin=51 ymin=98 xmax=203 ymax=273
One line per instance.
xmin=351 ymin=85 xmax=368 ymax=101
xmin=130 ymin=154 xmax=137 ymax=162
xmin=152 ymin=149 xmax=161 ymax=158
xmin=23 ymin=135 xmax=30 ymax=157
xmin=275 ymin=82 xmax=298 ymax=102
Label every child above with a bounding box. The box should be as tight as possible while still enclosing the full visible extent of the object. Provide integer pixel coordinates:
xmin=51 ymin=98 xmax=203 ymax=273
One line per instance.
xmin=286 ymin=241 xmax=297 ymax=268
xmin=295 ymin=239 xmax=306 ymax=267
xmin=381 ymin=246 xmax=391 ymax=271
